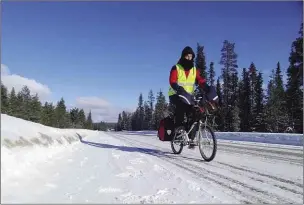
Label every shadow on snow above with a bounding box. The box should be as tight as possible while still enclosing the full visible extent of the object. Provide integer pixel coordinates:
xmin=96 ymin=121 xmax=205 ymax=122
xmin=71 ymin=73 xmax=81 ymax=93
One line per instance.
xmin=76 ymin=133 xmax=206 ymax=163
xmin=76 ymin=133 xmax=172 ymax=157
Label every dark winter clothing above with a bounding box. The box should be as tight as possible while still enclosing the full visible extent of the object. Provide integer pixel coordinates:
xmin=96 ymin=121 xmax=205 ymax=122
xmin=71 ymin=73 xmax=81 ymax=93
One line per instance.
xmin=168 ymin=46 xmax=207 ymax=129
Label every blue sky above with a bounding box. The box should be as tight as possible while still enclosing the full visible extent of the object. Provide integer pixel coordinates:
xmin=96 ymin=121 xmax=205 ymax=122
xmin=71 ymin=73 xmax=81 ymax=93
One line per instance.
xmin=1 ymin=1 xmax=302 ymax=122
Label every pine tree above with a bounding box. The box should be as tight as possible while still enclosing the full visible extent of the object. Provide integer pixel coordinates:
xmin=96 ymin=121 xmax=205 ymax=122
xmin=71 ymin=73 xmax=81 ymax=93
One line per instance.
xmin=15 ymin=91 xmax=24 ymax=119
xmin=137 ymin=93 xmax=144 ymax=130
xmin=195 ymin=43 xmax=207 ymax=78
xmin=251 ymin=72 xmax=266 ymax=132
xmin=8 ymin=88 xmax=18 ymax=116
xmin=125 ymin=112 xmax=132 ymax=131
xmin=65 ymin=111 xmax=73 ymax=128
xmin=19 ymin=86 xmax=32 ymax=120
xmin=29 ymin=94 xmax=42 ymax=123
xmin=116 ymin=113 xmax=123 ymax=131
xmin=286 ymin=23 xmax=303 ymax=133
xmin=1 ymin=83 xmax=9 ymax=114
xmin=40 ymin=102 xmax=56 ymax=127
xmin=153 ymin=90 xmax=167 ymax=129
xmin=219 ymin=40 xmax=238 ymax=131
xmin=214 ymin=78 xmax=224 ymax=131
xmin=131 ymin=110 xmax=139 ymax=131
xmin=78 ymin=109 xmax=86 ymax=128
xmin=122 ymin=111 xmax=128 ymax=130
xmin=85 ymin=110 xmax=93 ymax=130
xmin=208 ymin=62 xmax=215 ymax=86
xmin=231 ymin=105 xmax=240 ymax=131
xmin=266 ymin=63 xmax=288 ymax=132
xmin=238 ymin=68 xmax=251 ymax=132
xmin=143 ymin=101 xmax=150 ymax=130
xmin=147 ymin=89 xmax=155 ymax=130
xmin=55 ymin=98 xmax=67 ymax=128
xmin=70 ymin=108 xmax=80 ymax=128
xmin=248 ymin=62 xmax=258 ymax=129
xmin=231 ymin=70 xmax=240 ymax=131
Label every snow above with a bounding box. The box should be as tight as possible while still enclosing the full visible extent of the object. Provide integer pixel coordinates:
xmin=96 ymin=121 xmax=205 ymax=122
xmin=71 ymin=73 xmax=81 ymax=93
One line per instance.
xmin=1 ymin=114 xmax=303 ymax=203
xmin=125 ymin=130 xmax=303 ymax=146
xmin=1 ymin=114 xmax=98 ymax=145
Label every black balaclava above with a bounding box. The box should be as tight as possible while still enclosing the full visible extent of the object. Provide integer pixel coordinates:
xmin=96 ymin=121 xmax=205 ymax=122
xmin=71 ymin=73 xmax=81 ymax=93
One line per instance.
xmin=177 ymin=46 xmax=195 ymax=71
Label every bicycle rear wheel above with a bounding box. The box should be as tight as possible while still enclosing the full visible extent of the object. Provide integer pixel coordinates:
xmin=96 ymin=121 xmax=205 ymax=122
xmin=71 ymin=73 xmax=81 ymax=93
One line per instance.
xmin=198 ymin=124 xmax=217 ymax=162
xmin=170 ymin=126 xmax=185 ymax=154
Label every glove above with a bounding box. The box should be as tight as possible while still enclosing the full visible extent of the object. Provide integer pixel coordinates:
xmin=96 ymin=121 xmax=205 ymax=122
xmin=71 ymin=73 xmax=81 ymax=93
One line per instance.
xmin=176 ymin=86 xmax=186 ymax=95
xmin=203 ymin=84 xmax=210 ymax=93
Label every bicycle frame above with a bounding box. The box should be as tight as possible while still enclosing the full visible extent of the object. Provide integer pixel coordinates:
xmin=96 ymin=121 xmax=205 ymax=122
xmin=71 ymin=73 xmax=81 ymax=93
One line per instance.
xmin=172 ymin=100 xmax=214 ymax=146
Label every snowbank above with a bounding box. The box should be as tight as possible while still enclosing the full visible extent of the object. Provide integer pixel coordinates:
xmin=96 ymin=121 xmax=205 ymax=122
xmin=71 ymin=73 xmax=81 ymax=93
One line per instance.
xmin=121 ymin=130 xmax=303 ymax=146
xmin=1 ymin=114 xmax=99 ymax=148
xmin=214 ymin=132 xmax=303 ymax=146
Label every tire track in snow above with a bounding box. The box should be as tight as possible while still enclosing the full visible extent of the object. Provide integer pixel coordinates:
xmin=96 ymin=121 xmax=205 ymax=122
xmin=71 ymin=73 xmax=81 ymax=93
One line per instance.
xmin=177 ymin=154 xmax=303 ymax=197
xmin=109 ymin=132 xmax=302 ymax=204
xmin=219 ymin=147 xmax=303 ymax=165
xmin=109 ymin=133 xmax=267 ymax=203
xmin=214 ymin=161 xmax=303 ymax=189
xmin=115 ymin=133 xmax=302 ymax=189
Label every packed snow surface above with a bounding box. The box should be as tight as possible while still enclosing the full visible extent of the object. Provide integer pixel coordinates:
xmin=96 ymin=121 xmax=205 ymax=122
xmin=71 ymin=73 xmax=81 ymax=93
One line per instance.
xmin=1 ymin=114 xmax=303 ymax=203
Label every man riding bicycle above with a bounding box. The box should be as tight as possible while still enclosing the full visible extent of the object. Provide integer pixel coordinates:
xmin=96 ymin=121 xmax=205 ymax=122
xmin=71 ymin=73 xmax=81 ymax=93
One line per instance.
xmin=168 ymin=46 xmax=209 ymax=149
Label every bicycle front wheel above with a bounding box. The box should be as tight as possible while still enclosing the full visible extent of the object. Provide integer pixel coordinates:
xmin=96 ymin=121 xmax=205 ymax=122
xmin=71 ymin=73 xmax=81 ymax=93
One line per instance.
xmin=198 ymin=124 xmax=217 ymax=162
xmin=170 ymin=126 xmax=185 ymax=154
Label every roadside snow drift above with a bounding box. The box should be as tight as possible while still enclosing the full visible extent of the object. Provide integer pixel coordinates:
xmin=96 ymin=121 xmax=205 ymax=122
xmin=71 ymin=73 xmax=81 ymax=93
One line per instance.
xmin=125 ymin=130 xmax=303 ymax=146
xmin=1 ymin=114 xmax=98 ymax=148
xmin=1 ymin=114 xmax=99 ymax=198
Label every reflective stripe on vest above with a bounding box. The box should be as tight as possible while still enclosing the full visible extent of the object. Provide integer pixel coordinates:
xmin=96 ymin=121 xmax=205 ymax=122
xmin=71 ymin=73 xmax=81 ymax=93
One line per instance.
xmin=168 ymin=64 xmax=196 ymax=96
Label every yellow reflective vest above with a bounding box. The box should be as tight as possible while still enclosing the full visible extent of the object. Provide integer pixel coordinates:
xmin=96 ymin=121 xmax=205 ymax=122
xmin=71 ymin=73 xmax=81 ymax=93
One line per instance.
xmin=168 ymin=64 xmax=196 ymax=96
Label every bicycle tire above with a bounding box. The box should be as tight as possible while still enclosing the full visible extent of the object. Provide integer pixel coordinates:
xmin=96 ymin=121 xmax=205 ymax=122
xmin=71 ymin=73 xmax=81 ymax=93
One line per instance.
xmin=170 ymin=126 xmax=184 ymax=154
xmin=198 ymin=124 xmax=217 ymax=162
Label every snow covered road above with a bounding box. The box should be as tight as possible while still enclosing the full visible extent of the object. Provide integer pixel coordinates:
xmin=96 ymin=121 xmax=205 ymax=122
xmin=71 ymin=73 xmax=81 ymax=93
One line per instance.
xmin=2 ymin=131 xmax=303 ymax=204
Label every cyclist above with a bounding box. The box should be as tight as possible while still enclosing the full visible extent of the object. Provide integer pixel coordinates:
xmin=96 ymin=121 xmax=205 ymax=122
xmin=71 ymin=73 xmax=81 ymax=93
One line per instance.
xmin=168 ymin=46 xmax=209 ymax=148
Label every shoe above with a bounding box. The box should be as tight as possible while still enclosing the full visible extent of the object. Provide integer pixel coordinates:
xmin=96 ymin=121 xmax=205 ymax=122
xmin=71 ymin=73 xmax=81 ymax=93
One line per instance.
xmin=188 ymin=139 xmax=196 ymax=149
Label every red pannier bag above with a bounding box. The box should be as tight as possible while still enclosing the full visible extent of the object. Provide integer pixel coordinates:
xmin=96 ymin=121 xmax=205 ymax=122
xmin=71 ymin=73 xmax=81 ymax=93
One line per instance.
xmin=157 ymin=116 xmax=174 ymax=141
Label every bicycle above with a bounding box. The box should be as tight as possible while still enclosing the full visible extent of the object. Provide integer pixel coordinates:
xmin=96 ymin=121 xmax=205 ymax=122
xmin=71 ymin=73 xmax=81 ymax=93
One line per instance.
xmin=170 ymin=91 xmax=218 ymax=162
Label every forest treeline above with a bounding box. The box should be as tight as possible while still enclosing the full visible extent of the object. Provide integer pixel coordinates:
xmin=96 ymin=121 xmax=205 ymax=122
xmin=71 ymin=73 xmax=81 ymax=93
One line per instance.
xmin=1 ymin=84 xmax=111 ymax=131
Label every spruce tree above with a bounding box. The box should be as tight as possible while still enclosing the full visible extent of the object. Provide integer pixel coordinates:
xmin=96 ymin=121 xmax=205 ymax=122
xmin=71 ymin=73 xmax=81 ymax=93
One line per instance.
xmin=208 ymin=62 xmax=215 ymax=87
xmin=8 ymin=88 xmax=18 ymax=116
xmin=122 ymin=111 xmax=128 ymax=130
xmin=286 ymin=23 xmax=303 ymax=133
xmin=1 ymin=83 xmax=9 ymax=114
xmin=70 ymin=108 xmax=80 ymax=128
xmin=85 ymin=110 xmax=93 ymax=130
xmin=15 ymin=91 xmax=24 ymax=119
xmin=137 ymin=93 xmax=144 ymax=130
xmin=231 ymin=71 xmax=240 ymax=131
xmin=239 ymin=68 xmax=251 ymax=132
xmin=117 ymin=113 xmax=123 ymax=131
xmin=215 ymin=78 xmax=224 ymax=131
xmin=78 ymin=109 xmax=86 ymax=128
xmin=266 ymin=63 xmax=288 ymax=132
xmin=143 ymin=101 xmax=150 ymax=130
xmin=248 ymin=62 xmax=258 ymax=129
xmin=195 ymin=43 xmax=207 ymax=78
xmin=219 ymin=40 xmax=238 ymax=131
xmin=131 ymin=110 xmax=139 ymax=131
xmin=147 ymin=89 xmax=155 ymax=130
xmin=19 ymin=86 xmax=32 ymax=120
xmin=29 ymin=94 xmax=42 ymax=123
xmin=154 ymin=90 xmax=167 ymax=129
xmin=252 ymin=72 xmax=266 ymax=132
xmin=126 ymin=112 xmax=132 ymax=131
xmin=55 ymin=98 xmax=67 ymax=128
xmin=40 ymin=102 xmax=56 ymax=127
